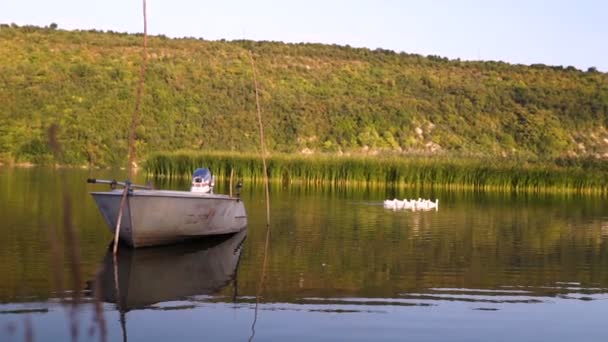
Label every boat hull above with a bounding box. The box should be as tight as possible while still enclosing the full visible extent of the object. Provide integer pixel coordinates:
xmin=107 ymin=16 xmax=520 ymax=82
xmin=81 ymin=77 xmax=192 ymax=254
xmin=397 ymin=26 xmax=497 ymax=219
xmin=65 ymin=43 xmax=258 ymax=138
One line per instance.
xmin=91 ymin=189 xmax=247 ymax=247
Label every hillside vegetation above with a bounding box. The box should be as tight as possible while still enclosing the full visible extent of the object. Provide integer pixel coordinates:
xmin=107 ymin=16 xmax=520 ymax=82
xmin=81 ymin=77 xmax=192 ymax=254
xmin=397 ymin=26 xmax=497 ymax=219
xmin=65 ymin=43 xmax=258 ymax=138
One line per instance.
xmin=1 ymin=24 xmax=608 ymax=167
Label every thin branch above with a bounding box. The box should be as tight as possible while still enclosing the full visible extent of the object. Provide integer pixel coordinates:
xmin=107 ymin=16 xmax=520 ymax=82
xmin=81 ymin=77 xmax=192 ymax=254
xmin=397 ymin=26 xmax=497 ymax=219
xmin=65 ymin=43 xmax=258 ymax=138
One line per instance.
xmin=248 ymin=50 xmax=272 ymax=342
xmin=127 ymin=0 xmax=148 ymax=179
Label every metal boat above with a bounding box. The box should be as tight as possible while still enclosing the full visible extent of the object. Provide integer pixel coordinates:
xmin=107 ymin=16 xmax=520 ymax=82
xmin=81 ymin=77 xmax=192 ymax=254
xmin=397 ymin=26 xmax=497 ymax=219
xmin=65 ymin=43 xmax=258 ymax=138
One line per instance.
xmin=88 ymin=168 xmax=247 ymax=247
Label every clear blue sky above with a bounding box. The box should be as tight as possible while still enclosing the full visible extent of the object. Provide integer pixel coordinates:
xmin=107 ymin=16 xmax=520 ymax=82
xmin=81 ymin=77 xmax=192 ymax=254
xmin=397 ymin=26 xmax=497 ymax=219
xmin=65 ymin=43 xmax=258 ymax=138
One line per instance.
xmin=2 ymin=0 xmax=607 ymax=71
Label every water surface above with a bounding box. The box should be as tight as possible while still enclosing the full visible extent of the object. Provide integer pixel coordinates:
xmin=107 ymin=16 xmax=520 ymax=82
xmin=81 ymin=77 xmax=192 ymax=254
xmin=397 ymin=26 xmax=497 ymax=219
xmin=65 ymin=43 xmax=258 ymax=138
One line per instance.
xmin=1 ymin=167 xmax=607 ymax=341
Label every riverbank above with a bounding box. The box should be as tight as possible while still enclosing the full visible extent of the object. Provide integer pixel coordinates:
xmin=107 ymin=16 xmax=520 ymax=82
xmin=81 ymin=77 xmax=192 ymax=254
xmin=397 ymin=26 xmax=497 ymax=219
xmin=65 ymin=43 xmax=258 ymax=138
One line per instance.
xmin=144 ymin=151 xmax=608 ymax=194
xmin=3 ymin=25 xmax=608 ymax=168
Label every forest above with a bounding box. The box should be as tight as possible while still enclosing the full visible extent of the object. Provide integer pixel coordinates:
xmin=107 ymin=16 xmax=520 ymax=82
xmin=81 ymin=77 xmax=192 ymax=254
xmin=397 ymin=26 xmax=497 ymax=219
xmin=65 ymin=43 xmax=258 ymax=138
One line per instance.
xmin=1 ymin=24 xmax=607 ymax=168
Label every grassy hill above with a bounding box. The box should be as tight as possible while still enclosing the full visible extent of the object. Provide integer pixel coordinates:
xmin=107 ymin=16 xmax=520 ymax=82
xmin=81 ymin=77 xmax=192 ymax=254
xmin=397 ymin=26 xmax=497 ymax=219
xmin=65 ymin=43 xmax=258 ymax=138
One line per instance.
xmin=1 ymin=24 xmax=607 ymax=167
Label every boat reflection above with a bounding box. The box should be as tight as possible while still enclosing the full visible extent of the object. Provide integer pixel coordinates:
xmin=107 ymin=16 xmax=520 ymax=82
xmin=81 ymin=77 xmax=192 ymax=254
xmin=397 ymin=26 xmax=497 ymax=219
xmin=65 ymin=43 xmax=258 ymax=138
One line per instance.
xmin=92 ymin=229 xmax=247 ymax=311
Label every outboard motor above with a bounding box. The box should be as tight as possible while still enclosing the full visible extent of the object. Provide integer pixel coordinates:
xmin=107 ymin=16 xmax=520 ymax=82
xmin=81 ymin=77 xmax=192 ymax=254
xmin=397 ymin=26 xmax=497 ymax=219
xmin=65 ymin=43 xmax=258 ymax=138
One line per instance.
xmin=191 ymin=168 xmax=214 ymax=193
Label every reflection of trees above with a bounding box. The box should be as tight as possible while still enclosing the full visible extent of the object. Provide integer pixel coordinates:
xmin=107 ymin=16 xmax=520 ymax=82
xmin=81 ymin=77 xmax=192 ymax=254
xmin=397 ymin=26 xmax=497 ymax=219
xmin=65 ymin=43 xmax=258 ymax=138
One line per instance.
xmin=2 ymin=169 xmax=607 ymax=304
xmin=0 ymin=168 xmax=125 ymax=301
xmin=237 ymin=192 xmax=608 ymax=301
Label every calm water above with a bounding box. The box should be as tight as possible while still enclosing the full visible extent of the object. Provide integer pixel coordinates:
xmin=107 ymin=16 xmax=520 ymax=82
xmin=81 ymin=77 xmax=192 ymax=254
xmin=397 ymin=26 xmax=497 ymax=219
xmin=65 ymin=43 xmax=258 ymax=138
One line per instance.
xmin=1 ymin=167 xmax=608 ymax=341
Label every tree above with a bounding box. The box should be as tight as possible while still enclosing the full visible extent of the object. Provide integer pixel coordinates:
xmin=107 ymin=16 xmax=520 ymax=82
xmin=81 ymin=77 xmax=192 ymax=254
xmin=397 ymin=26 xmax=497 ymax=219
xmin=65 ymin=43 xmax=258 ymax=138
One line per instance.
xmin=587 ymin=66 xmax=598 ymax=73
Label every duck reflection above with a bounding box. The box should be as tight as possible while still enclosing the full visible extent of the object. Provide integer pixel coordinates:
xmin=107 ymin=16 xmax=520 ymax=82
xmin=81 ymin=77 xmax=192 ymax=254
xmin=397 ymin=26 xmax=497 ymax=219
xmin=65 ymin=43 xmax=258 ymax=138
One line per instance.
xmin=92 ymin=229 xmax=247 ymax=311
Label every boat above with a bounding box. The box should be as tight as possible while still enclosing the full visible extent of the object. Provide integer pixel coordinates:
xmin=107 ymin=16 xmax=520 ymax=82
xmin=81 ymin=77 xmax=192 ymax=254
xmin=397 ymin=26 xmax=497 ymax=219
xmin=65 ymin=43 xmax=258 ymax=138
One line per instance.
xmin=90 ymin=228 xmax=247 ymax=310
xmin=88 ymin=168 xmax=247 ymax=247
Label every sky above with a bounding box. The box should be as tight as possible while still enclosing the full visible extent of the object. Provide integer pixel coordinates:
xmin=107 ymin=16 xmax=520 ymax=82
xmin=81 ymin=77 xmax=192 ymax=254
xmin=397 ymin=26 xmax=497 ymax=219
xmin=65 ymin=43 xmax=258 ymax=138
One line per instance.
xmin=2 ymin=0 xmax=607 ymax=71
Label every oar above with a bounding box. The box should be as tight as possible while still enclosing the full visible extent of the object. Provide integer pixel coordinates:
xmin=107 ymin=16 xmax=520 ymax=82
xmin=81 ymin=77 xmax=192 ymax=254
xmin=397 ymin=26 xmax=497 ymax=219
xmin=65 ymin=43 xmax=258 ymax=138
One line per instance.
xmin=87 ymin=178 xmax=151 ymax=190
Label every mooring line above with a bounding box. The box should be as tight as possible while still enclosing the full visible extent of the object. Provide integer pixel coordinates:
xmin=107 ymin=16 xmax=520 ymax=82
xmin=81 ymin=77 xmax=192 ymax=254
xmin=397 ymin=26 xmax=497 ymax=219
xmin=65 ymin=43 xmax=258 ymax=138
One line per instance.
xmin=248 ymin=50 xmax=272 ymax=342
xmin=113 ymin=0 xmax=148 ymax=256
xmin=249 ymin=50 xmax=271 ymax=226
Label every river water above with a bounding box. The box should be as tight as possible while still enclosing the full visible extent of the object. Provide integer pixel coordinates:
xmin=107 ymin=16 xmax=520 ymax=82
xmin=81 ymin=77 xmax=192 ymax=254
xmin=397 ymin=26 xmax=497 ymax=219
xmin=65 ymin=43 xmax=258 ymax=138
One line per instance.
xmin=1 ymin=167 xmax=607 ymax=341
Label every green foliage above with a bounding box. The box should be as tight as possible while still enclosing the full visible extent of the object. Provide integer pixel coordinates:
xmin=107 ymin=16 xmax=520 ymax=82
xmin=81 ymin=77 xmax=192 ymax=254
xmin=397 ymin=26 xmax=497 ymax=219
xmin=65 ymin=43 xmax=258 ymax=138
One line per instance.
xmin=145 ymin=151 xmax=608 ymax=194
xmin=0 ymin=25 xmax=607 ymax=167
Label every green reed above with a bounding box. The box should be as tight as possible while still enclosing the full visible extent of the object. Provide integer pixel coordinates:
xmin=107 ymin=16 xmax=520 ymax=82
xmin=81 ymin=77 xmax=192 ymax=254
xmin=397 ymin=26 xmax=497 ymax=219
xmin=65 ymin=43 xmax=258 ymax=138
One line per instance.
xmin=144 ymin=151 xmax=608 ymax=194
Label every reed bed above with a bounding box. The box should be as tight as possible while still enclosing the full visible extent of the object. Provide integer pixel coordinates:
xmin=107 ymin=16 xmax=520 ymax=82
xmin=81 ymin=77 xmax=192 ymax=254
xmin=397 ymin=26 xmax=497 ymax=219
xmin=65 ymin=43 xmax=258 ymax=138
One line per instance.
xmin=144 ymin=151 xmax=608 ymax=194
